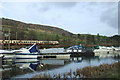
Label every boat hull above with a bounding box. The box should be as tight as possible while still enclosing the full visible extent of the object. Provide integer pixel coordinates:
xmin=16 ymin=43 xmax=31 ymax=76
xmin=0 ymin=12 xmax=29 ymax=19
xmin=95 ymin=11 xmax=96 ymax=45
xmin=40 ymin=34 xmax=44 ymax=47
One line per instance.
xmin=69 ymin=51 xmax=95 ymax=57
xmin=15 ymin=53 xmax=38 ymax=59
xmin=14 ymin=59 xmax=38 ymax=63
xmin=2 ymin=53 xmax=15 ymax=59
xmin=94 ymin=49 xmax=114 ymax=54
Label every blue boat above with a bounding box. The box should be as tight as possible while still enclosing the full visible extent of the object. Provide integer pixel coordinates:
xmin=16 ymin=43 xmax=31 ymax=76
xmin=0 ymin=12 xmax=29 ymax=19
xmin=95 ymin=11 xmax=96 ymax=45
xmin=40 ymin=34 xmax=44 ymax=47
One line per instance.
xmin=66 ymin=45 xmax=94 ymax=57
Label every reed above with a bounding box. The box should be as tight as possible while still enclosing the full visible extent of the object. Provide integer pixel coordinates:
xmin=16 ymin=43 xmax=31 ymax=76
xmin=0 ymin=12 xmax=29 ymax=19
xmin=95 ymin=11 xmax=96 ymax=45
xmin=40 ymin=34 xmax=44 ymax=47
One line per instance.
xmin=32 ymin=62 xmax=120 ymax=79
xmin=75 ymin=62 xmax=120 ymax=78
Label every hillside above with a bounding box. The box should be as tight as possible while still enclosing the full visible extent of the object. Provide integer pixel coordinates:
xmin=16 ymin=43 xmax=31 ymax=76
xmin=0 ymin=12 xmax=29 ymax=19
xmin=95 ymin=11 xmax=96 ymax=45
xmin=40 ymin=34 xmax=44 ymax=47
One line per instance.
xmin=1 ymin=18 xmax=120 ymax=47
xmin=2 ymin=18 xmax=73 ymax=36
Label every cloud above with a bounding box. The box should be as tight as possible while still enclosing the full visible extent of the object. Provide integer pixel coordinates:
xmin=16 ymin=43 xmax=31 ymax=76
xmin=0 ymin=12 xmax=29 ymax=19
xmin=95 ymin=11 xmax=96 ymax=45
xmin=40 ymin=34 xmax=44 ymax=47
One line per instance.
xmin=39 ymin=6 xmax=49 ymax=12
xmin=50 ymin=2 xmax=77 ymax=8
xmin=27 ymin=3 xmax=50 ymax=12
xmin=118 ymin=2 xmax=120 ymax=35
xmin=1 ymin=2 xmax=118 ymax=36
xmin=100 ymin=3 xmax=118 ymax=29
xmin=28 ymin=2 xmax=77 ymax=13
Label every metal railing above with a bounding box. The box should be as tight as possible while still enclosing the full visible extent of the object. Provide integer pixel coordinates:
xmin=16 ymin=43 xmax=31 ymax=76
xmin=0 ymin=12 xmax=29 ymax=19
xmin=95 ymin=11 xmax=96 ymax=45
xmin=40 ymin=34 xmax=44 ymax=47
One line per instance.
xmin=0 ymin=40 xmax=59 ymax=45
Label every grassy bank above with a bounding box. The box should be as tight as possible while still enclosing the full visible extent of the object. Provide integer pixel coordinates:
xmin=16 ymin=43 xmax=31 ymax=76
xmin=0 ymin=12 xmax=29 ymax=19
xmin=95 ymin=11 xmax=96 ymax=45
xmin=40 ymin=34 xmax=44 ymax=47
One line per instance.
xmin=31 ymin=61 xmax=120 ymax=79
xmin=76 ymin=61 xmax=120 ymax=79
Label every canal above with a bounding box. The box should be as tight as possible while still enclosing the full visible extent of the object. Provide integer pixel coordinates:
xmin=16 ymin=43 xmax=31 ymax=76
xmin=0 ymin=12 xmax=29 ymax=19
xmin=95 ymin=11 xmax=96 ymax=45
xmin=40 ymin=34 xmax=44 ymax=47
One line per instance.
xmin=1 ymin=53 xmax=119 ymax=79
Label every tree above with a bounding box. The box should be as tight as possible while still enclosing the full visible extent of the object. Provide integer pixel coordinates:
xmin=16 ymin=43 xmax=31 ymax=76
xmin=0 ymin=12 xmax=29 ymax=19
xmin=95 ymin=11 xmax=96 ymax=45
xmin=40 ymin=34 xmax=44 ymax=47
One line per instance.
xmin=55 ymin=35 xmax=60 ymax=41
xmin=77 ymin=34 xmax=81 ymax=38
xmin=97 ymin=33 xmax=100 ymax=45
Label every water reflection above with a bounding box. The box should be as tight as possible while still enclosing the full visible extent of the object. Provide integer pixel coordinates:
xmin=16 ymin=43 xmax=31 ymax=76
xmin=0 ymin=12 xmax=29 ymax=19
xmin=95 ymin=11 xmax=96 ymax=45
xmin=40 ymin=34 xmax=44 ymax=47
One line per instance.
xmin=1 ymin=52 xmax=120 ymax=78
xmin=70 ymin=57 xmax=82 ymax=63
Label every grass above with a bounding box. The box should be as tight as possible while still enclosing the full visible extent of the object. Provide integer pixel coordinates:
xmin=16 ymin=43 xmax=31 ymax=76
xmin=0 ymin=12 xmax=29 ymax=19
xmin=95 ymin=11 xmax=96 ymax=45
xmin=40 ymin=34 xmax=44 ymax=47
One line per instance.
xmin=75 ymin=61 xmax=120 ymax=79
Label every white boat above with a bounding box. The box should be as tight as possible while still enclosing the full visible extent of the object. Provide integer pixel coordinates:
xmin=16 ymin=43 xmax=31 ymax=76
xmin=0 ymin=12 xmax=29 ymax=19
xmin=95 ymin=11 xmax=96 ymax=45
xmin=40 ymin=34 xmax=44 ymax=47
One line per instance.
xmin=0 ymin=50 xmax=16 ymax=59
xmin=94 ymin=46 xmax=120 ymax=57
xmin=0 ymin=43 xmax=40 ymax=59
xmin=15 ymin=43 xmax=40 ymax=59
xmin=94 ymin=46 xmax=114 ymax=54
xmin=0 ymin=54 xmax=4 ymax=58
xmin=114 ymin=47 xmax=120 ymax=51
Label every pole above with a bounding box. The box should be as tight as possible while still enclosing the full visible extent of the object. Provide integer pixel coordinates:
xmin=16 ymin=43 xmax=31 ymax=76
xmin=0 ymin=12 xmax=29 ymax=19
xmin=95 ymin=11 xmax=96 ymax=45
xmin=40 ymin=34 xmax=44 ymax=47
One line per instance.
xmin=16 ymin=32 xmax=17 ymax=49
xmin=2 ymin=29 xmax=4 ymax=40
xmin=8 ymin=29 xmax=10 ymax=50
xmin=16 ymin=32 xmax=17 ymax=40
xmin=2 ymin=29 xmax=4 ymax=49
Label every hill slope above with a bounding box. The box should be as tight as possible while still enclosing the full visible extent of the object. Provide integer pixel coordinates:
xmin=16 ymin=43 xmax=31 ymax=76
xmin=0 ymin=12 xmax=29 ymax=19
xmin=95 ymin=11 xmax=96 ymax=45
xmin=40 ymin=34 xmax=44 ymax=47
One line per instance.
xmin=2 ymin=18 xmax=73 ymax=37
xmin=1 ymin=18 xmax=120 ymax=47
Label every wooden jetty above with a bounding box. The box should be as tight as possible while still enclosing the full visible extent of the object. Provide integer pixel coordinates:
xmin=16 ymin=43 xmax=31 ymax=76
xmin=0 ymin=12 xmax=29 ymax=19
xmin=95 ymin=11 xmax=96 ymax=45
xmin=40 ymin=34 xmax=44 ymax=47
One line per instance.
xmin=38 ymin=51 xmax=94 ymax=59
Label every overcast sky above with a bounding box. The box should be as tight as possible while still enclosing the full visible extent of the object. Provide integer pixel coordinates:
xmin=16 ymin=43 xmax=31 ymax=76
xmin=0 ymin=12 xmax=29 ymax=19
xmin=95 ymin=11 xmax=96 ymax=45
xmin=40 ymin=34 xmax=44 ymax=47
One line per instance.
xmin=0 ymin=2 xmax=118 ymax=36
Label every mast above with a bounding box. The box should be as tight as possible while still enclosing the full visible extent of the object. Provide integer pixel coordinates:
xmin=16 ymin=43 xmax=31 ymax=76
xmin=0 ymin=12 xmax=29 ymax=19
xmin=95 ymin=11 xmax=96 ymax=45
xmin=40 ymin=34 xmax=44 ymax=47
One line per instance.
xmin=2 ymin=29 xmax=4 ymax=49
xmin=8 ymin=29 xmax=10 ymax=50
xmin=16 ymin=32 xmax=17 ymax=40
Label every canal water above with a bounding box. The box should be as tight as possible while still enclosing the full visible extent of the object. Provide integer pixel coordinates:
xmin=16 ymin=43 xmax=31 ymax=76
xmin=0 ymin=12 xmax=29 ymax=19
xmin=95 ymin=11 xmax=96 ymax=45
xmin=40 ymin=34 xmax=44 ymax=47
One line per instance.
xmin=1 ymin=53 xmax=120 ymax=79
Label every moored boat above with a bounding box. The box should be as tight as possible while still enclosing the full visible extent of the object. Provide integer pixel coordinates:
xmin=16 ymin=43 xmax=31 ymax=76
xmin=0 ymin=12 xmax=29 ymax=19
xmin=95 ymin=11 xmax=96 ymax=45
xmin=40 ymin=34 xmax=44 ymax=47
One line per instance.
xmin=0 ymin=50 xmax=15 ymax=59
xmin=93 ymin=46 xmax=120 ymax=54
xmin=94 ymin=46 xmax=120 ymax=57
xmin=65 ymin=45 xmax=94 ymax=57
xmin=0 ymin=43 xmax=40 ymax=59
xmin=15 ymin=43 xmax=40 ymax=59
